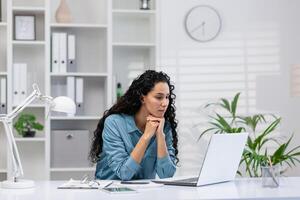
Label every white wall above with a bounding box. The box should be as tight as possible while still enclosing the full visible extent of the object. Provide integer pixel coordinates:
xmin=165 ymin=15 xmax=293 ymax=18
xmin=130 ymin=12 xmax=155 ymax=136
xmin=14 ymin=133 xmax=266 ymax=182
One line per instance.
xmin=159 ymin=0 xmax=300 ymax=176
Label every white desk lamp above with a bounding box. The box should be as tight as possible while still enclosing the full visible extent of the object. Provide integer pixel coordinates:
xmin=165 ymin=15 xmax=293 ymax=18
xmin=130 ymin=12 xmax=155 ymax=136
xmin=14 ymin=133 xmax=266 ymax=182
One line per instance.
xmin=0 ymin=83 xmax=76 ymax=189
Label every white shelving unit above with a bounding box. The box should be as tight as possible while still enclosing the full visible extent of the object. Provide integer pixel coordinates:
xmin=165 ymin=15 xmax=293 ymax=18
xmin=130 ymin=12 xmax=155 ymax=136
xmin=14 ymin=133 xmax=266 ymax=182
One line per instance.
xmin=0 ymin=0 xmax=158 ymax=181
xmin=112 ymin=0 xmax=158 ymax=92
xmin=47 ymin=0 xmax=109 ymax=180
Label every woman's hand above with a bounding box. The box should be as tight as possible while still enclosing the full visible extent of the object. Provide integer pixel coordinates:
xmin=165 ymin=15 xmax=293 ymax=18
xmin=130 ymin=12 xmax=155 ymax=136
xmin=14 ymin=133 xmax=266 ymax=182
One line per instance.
xmin=147 ymin=115 xmax=168 ymax=159
xmin=143 ymin=116 xmax=160 ymax=140
xmin=147 ymin=115 xmax=165 ymax=137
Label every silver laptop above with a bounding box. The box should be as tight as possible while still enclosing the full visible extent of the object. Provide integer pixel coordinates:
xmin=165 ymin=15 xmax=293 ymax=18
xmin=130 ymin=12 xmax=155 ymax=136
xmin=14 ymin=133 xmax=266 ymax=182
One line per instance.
xmin=153 ymin=133 xmax=248 ymax=187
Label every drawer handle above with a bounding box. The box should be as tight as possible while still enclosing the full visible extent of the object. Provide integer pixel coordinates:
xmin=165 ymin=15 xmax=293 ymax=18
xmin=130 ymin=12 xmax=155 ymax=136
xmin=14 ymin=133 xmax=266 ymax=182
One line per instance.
xmin=66 ymin=134 xmax=73 ymax=139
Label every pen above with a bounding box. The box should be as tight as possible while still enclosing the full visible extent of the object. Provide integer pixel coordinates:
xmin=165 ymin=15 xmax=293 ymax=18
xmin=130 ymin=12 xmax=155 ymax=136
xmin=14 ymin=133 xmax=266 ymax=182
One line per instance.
xmin=120 ymin=181 xmax=150 ymax=184
xmin=104 ymin=181 xmax=113 ymax=188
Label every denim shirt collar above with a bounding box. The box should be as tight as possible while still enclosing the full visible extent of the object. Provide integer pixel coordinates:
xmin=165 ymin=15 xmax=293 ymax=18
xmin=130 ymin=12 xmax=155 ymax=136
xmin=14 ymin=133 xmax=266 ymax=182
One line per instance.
xmin=124 ymin=114 xmax=140 ymax=133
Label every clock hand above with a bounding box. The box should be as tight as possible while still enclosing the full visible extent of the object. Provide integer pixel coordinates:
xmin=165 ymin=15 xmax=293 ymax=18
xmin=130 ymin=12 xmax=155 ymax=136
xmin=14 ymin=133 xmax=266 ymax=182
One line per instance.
xmin=202 ymin=22 xmax=206 ymax=36
xmin=190 ymin=21 xmax=205 ymax=34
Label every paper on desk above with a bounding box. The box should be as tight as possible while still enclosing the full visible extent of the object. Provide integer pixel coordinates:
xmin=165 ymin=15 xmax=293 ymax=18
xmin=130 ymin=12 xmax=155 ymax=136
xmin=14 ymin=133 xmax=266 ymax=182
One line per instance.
xmin=58 ymin=179 xmax=113 ymax=189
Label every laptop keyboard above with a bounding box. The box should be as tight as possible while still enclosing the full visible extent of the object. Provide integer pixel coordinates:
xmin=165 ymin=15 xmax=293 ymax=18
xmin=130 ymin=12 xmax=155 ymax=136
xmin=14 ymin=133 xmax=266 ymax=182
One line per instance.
xmin=176 ymin=177 xmax=198 ymax=183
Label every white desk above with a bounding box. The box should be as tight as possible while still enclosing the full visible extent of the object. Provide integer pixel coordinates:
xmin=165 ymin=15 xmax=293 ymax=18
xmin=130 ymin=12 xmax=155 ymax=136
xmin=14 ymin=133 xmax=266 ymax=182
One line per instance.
xmin=1 ymin=177 xmax=300 ymax=200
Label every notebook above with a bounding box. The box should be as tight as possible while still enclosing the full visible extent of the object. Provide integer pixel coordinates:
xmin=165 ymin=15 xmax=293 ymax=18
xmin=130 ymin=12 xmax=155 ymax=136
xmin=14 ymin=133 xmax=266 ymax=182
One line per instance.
xmin=58 ymin=179 xmax=113 ymax=189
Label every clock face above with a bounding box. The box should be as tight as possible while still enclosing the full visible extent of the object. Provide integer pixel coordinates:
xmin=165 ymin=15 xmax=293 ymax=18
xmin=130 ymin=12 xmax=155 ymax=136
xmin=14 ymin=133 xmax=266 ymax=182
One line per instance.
xmin=184 ymin=5 xmax=222 ymax=42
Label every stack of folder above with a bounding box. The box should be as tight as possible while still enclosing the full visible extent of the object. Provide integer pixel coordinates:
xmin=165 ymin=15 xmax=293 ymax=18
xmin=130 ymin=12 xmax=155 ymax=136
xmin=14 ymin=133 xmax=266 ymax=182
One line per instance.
xmin=51 ymin=32 xmax=76 ymax=73
xmin=13 ymin=63 xmax=27 ymax=106
xmin=67 ymin=76 xmax=84 ymax=115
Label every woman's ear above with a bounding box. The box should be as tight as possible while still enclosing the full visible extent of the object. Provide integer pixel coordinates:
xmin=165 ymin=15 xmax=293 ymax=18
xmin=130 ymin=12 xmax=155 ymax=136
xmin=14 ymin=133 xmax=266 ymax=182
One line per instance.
xmin=140 ymin=96 xmax=145 ymax=104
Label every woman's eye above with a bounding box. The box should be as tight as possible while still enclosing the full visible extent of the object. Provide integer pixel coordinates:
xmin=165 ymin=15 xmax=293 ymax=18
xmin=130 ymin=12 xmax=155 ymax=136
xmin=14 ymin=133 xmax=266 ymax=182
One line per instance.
xmin=156 ymin=96 xmax=169 ymax=100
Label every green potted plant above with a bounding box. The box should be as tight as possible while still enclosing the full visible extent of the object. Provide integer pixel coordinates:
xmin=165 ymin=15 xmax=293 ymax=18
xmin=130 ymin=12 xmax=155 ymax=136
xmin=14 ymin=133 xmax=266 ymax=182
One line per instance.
xmin=14 ymin=113 xmax=44 ymax=137
xmin=199 ymin=93 xmax=300 ymax=178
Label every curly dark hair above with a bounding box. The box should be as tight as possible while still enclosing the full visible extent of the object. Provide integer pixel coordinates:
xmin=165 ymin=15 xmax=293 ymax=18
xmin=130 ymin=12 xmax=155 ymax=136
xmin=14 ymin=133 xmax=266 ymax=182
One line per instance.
xmin=89 ymin=70 xmax=179 ymax=164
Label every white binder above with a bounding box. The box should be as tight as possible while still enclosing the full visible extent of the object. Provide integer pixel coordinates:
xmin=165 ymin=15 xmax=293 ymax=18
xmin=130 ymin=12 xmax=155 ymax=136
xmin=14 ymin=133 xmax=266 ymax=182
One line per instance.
xmin=59 ymin=33 xmax=67 ymax=73
xmin=67 ymin=34 xmax=76 ymax=72
xmin=19 ymin=63 xmax=27 ymax=103
xmin=13 ymin=63 xmax=21 ymax=106
xmin=51 ymin=33 xmax=60 ymax=73
xmin=0 ymin=77 xmax=7 ymax=114
xmin=67 ymin=76 xmax=75 ymax=101
xmin=75 ymin=77 xmax=84 ymax=115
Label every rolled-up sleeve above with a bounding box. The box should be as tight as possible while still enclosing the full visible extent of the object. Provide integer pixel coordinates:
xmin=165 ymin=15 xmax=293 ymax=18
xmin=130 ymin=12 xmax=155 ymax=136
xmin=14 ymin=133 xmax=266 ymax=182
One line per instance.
xmin=156 ymin=128 xmax=176 ymax=178
xmin=102 ymin=117 xmax=140 ymax=180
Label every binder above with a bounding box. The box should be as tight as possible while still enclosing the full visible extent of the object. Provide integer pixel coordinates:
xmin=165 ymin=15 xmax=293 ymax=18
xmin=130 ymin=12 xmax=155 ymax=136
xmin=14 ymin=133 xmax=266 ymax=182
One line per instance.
xmin=19 ymin=63 xmax=27 ymax=103
xmin=51 ymin=33 xmax=60 ymax=73
xmin=59 ymin=33 xmax=67 ymax=73
xmin=0 ymin=77 xmax=7 ymax=114
xmin=13 ymin=63 xmax=21 ymax=106
xmin=67 ymin=76 xmax=75 ymax=101
xmin=75 ymin=77 xmax=84 ymax=115
xmin=67 ymin=34 xmax=76 ymax=72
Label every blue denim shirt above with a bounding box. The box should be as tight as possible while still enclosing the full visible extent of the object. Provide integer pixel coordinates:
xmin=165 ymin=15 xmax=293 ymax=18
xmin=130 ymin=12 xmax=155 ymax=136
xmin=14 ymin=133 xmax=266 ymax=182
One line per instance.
xmin=95 ymin=114 xmax=176 ymax=180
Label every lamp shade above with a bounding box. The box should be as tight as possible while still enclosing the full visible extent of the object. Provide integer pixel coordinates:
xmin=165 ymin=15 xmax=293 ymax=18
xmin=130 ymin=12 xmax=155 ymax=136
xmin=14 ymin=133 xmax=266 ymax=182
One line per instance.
xmin=51 ymin=96 xmax=76 ymax=115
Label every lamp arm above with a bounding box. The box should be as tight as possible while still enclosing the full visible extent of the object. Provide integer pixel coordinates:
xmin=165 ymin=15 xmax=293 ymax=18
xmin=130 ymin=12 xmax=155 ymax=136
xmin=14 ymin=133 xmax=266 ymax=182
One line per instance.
xmin=6 ymin=90 xmax=39 ymax=120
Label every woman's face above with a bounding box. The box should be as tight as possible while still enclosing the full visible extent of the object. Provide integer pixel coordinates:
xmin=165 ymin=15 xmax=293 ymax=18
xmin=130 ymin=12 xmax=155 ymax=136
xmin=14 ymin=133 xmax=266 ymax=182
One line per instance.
xmin=141 ymin=82 xmax=170 ymax=118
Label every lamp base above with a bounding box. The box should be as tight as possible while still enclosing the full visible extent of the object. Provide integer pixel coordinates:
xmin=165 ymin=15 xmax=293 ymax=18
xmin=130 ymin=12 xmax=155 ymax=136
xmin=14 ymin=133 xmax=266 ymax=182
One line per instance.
xmin=1 ymin=179 xmax=35 ymax=189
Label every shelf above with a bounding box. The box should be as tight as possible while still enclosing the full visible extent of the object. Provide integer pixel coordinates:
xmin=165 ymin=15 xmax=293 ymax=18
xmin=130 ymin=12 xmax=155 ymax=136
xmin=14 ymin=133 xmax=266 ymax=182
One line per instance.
xmin=50 ymin=73 xmax=108 ymax=77
xmin=0 ymin=22 xmax=7 ymax=27
xmin=113 ymin=9 xmax=156 ymax=15
xmin=0 ymin=72 xmax=8 ymax=76
xmin=12 ymin=6 xmax=45 ymax=14
xmin=50 ymin=167 xmax=95 ymax=172
xmin=113 ymin=42 xmax=156 ymax=47
xmin=15 ymin=138 xmax=46 ymax=142
xmin=0 ymin=169 xmax=7 ymax=173
xmin=50 ymin=23 xmax=107 ymax=29
xmin=50 ymin=116 xmax=99 ymax=120
xmin=12 ymin=40 xmax=46 ymax=46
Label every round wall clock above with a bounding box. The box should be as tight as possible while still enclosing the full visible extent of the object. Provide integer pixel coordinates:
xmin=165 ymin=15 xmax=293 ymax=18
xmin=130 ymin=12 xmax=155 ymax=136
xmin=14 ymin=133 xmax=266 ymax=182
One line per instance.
xmin=184 ymin=5 xmax=222 ymax=42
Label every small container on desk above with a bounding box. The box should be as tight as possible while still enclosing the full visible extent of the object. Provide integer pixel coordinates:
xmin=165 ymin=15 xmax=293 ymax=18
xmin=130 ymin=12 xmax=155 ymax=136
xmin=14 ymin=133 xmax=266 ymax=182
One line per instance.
xmin=261 ymin=165 xmax=280 ymax=188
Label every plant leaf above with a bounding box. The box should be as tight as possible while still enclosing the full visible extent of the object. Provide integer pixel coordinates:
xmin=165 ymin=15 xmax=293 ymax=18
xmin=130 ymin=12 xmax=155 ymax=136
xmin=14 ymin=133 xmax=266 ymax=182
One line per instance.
xmin=231 ymin=92 xmax=240 ymax=118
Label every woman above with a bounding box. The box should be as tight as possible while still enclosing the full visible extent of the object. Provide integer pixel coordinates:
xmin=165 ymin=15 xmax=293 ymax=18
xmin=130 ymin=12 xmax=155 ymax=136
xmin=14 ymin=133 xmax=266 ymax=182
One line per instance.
xmin=89 ymin=70 xmax=178 ymax=180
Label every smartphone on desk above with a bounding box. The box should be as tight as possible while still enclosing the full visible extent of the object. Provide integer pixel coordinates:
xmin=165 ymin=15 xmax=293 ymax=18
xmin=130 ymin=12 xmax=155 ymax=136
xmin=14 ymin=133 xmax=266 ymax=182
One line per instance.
xmin=102 ymin=187 xmax=137 ymax=194
xmin=120 ymin=181 xmax=150 ymax=184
